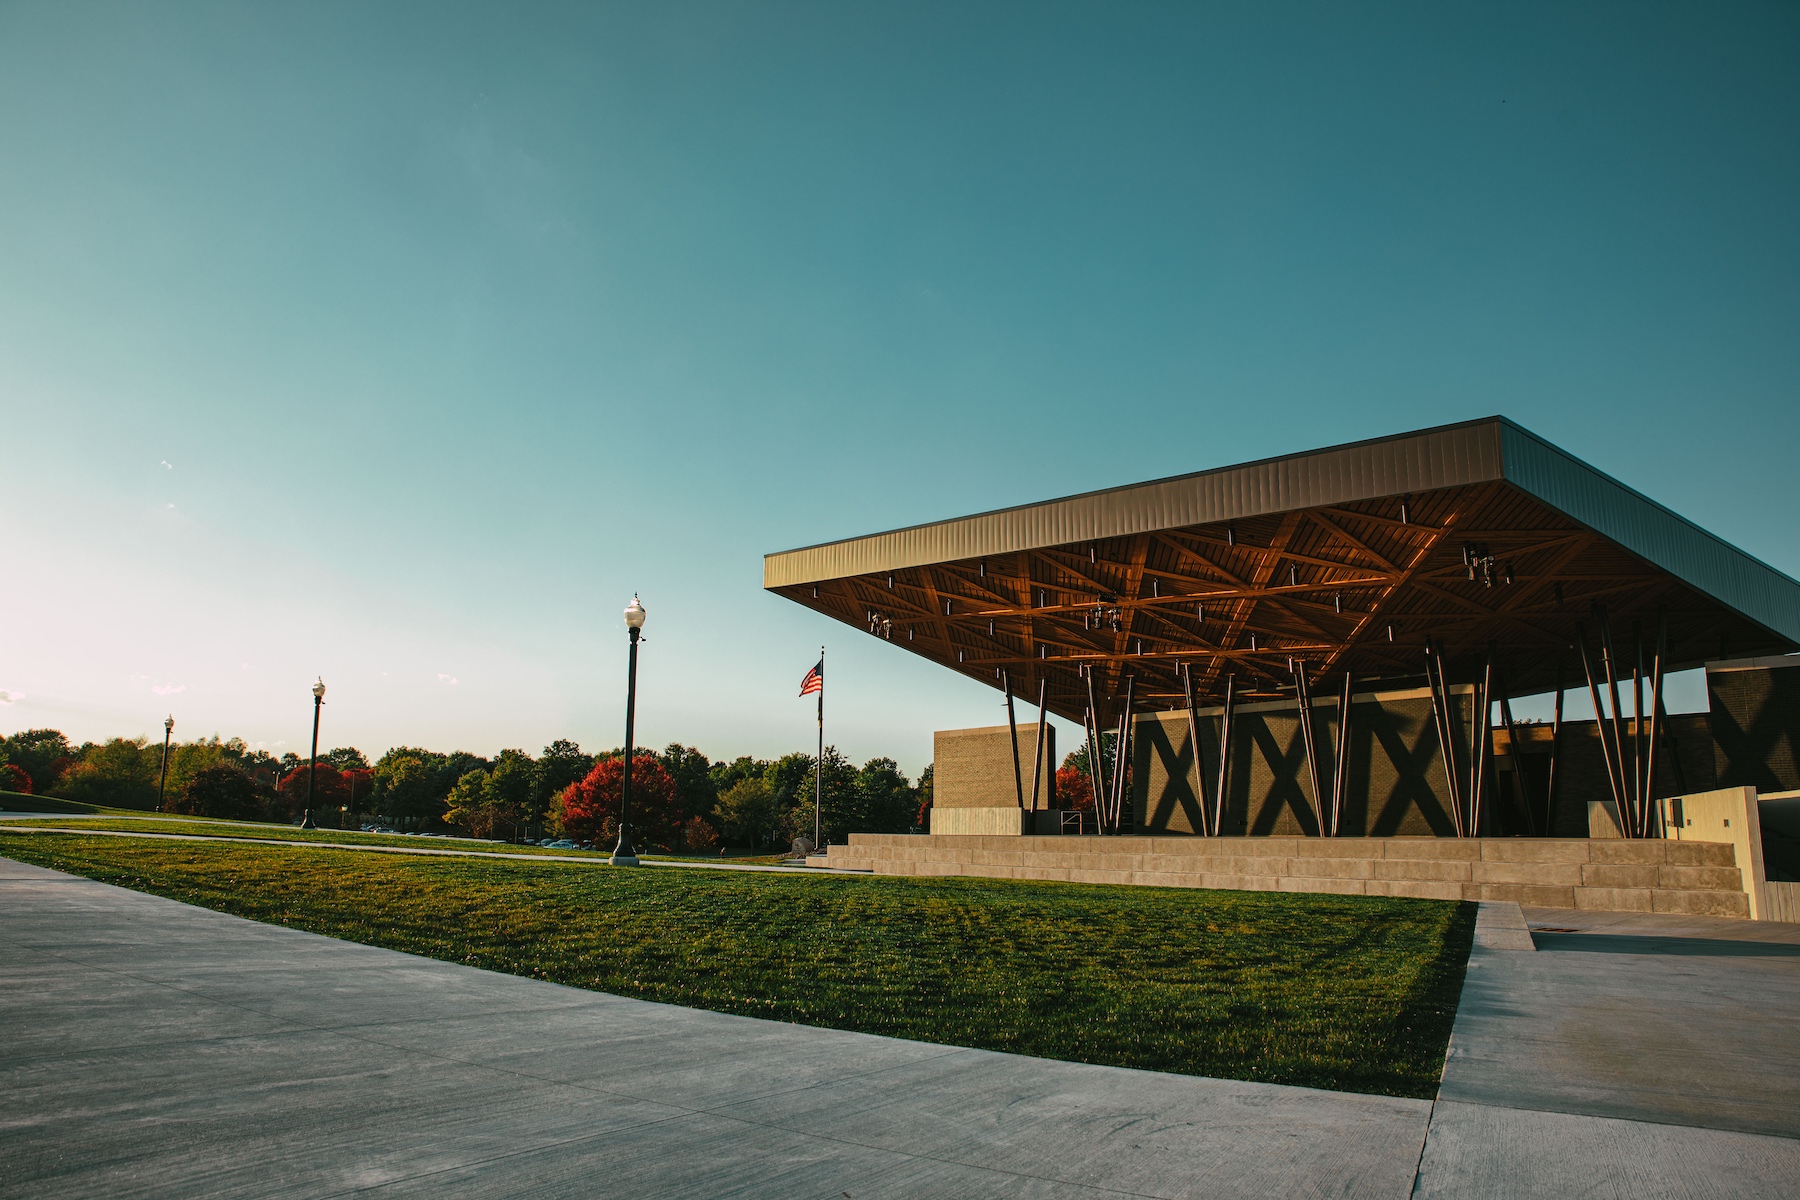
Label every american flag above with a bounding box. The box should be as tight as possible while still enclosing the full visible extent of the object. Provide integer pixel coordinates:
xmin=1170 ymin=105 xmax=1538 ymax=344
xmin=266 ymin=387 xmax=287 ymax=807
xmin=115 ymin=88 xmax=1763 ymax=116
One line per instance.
xmin=798 ymin=659 xmax=823 ymax=697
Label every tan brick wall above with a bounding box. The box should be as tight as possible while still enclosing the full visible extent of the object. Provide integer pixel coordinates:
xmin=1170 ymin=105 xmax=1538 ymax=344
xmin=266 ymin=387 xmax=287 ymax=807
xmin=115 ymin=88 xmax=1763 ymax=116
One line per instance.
xmin=933 ymin=724 xmax=1053 ymax=810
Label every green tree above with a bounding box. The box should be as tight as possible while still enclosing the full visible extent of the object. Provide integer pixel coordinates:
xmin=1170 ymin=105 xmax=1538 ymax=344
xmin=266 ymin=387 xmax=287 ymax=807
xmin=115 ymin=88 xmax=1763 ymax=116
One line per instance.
xmin=849 ymin=757 xmax=915 ymax=834
xmin=164 ymin=735 xmax=250 ymax=799
xmin=444 ymin=768 xmax=500 ymax=836
xmin=788 ymin=746 xmax=859 ymax=845
xmin=659 ymin=744 xmax=717 ymax=824
xmin=371 ymin=747 xmax=450 ymax=827
xmin=713 ymin=777 xmax=780 ymax=848
xmin=710 ymin=755 xmax=769 ymax=794
xmin=324 ymin=747 xmax=370 ymax=771
xmin=51 ymin=738 xmax=159 ymax=809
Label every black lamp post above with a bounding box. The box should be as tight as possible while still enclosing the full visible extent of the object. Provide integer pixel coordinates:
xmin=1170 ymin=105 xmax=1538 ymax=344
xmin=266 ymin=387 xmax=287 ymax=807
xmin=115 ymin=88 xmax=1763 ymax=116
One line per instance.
xmin=158 ymin=716 xmax=174 ymax=810
xmin=302 ymin=677 xmax=325 ymax=830
xmin=612 ymin=595 xmax=647 ymax=866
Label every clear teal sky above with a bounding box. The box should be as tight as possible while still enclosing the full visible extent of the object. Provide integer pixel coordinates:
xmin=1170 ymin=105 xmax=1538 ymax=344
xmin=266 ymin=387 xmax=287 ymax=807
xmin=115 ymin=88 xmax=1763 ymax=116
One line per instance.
xmin=3 ymin=3 xmax=1796 ymax=773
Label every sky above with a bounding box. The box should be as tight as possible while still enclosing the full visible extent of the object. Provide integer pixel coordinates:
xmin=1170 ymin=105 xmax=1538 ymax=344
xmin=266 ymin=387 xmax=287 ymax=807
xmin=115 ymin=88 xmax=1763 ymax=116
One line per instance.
xmin=2 ymin=2 xmax=1796 ymax=776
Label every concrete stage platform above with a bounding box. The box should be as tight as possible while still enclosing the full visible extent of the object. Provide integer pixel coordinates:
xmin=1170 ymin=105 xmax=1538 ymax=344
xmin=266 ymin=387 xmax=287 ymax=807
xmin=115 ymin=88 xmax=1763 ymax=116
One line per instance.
xmin=819 ymin=834 xmax=1754 ymax=917
xmin=3 ymin=856 xmax=1797 ymax=1198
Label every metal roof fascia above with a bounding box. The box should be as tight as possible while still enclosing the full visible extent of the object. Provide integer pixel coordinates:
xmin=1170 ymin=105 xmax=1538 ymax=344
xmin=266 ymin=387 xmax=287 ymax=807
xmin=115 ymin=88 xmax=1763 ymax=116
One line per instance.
xmin=1498 ymin=423 xmax=1800 ymax=646
xmin=763 ymin=418 xmax=1508 ymax=588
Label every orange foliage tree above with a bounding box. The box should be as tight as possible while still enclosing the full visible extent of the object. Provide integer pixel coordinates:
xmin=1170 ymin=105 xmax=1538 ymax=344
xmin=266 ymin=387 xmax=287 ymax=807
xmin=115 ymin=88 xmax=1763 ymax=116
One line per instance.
xmin=1054 ymin=765 xmax=1094 ymax=813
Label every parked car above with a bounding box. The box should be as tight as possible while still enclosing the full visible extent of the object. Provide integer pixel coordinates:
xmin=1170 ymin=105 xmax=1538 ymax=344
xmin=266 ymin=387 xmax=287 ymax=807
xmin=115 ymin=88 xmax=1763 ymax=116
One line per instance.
xmin=547 ymin=839 xmax=575 ymax=849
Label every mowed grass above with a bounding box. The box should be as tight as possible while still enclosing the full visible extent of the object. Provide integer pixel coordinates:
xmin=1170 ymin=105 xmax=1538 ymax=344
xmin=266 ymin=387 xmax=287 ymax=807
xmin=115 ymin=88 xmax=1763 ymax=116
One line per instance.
xmin=0 ymin=832 xmax=1475 ymax=1097
xmin=0 ymin=816 xmax=786 ymax=864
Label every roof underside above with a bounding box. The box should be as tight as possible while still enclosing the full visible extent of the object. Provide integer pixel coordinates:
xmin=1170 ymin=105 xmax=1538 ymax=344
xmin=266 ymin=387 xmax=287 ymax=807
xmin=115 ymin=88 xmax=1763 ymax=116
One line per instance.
xmin=765 ymin=418 xmax=1800 ymax=722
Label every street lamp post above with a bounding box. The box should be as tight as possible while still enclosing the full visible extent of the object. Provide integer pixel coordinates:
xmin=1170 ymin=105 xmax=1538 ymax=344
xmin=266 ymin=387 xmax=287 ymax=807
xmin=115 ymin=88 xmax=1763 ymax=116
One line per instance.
xmin=612 ymin=596 xmax=647 ymax=866
xmin=302 ymin=678 xmax=325 ymax=830
xmin=158 ymin=716 xmax=174 ymax=810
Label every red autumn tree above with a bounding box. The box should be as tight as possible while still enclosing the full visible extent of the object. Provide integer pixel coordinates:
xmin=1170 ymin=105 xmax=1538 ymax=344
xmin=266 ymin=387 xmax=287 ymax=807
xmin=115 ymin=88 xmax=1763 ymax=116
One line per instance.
xmin=1054 ymin=765 xmax=1094 ymax=813
xmin=276 ymin=762 xmax=348 ymax=820
xmin=0 ymin=763 xmax=32 ymax=794
xmin=557 ymin=754 xmax=681 ymax=849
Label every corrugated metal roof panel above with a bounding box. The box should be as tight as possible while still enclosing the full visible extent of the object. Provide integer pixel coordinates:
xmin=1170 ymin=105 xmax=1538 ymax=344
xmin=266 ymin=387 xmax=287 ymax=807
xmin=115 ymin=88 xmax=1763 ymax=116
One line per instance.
xmin=1498 ymin=424 xmax=1800 ymax=644
xmin=763 ymin=418 xmax=1507 ymax=586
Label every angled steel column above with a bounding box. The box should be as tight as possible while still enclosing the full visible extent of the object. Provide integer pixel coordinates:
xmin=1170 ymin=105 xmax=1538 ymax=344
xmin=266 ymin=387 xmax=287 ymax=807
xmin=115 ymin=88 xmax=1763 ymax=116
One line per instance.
xmin=1215 ymin=673 xmax=1236 ymax=838
xmin=1595 ymin=606 xmax=1635 ymax=837
xmin=1291 ymin=658 xmax=1325 ymax=836
xmin=1547 ymin=664 xmax=1565 ymax=837
xmin=1113 ymin=675 xmax=1136 ymax=833
xmin=1645 ymin=610 xmax=1668 ymax=835
xmin=1181 ymin=662 xmax=1211 ymax=836
xmin=1471 ymin=644 xmax=1494 ymax=838
xmin=1576 ymin=623 xmax=1628 ymax=831
xmin=1498 ymin=686 xmax=1537 ymax=836
xmin=1333 ymin=671 xmax=1354 ymax=838
xmin=1082 ymin=666 xmax=1106 ymax=836
xmin=1002 ymin=669 xmax=1025 ymax=812
xmin=1029 ymin=677 xmax=1048 ymax=816
xmin=1632 ymin=622 xmax=1647 ymax=836
xmin=1425 ymin=640 xmax=1466 ymax=837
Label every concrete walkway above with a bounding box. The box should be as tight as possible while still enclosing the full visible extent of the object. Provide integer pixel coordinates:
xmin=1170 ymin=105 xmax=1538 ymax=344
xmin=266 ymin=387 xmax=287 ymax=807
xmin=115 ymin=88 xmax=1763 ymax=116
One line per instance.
xmin=3 ymin=856 xmax=1798 ymax=1197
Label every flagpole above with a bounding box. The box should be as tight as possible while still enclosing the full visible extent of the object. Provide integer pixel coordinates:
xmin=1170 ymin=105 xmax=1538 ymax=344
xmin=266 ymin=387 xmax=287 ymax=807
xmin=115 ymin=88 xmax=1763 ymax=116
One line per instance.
xmin=815 ymin=645 xmax=824 ymax=849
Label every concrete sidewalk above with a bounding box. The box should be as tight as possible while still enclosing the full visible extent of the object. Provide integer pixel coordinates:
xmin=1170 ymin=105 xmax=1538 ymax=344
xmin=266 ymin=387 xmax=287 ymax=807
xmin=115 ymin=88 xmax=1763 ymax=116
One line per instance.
xmin=4 ymin=857 xmax=1798 ymax=1197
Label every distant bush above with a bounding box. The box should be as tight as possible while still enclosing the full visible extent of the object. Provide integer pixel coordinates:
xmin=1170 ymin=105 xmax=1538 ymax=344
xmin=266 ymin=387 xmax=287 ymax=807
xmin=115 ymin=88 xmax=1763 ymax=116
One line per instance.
xmin=681 ymin=815 xmax=719 ymax=853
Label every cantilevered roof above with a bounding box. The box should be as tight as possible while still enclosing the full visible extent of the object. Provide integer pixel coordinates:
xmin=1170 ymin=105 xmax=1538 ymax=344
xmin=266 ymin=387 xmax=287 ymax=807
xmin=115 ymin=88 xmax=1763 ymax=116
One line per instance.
xmin=765 ymin=417 xmax=1800 ymax=720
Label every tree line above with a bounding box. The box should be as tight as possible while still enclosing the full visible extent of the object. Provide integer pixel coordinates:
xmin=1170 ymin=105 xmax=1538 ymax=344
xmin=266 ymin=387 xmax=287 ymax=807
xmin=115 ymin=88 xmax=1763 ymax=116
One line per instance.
xmin=0 ymin=728 xmax=963 ymax=851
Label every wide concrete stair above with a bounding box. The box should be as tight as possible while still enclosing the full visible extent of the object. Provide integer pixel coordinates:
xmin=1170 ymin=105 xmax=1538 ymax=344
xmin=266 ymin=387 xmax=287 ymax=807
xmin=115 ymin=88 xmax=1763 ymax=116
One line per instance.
xmin=820 ymin=835 xmax=1751 ymax=917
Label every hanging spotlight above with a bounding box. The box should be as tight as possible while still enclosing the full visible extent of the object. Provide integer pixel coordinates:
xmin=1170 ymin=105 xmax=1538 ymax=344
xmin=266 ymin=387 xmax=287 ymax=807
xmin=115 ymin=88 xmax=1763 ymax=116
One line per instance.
xmin=1289 ymin=564 xmax=1298 ymax=587
xmin=812 ymin=586 xmax=818 ymax=598
xmin=1135 ymin=639 xmax=1144 ymax=655
xmin=1400 ymin=499 xmax=1410 ymax=525
xmin=1386 ymin=624 xmax=1395 ymax=642
xmin=1039 ymin=645 xmax=1047 ymax=658
xmin=908 ymin=627 xmax=915 ymax=641
xmin=988 ymin=618 xmax=996 ymax=637
xmin=1152 ymin=578 xmax=1160 ymax=597
xmin=887 ymin=573 xmax=894 ymax=589
xmin=1227 ymin=526 xmax=1236 ymax=547
xmin=1197 ymin=602 xmax=1205 ymax=622
xmin=1334 ymin=592 xmax=1343 ymax=614
xmin=944 ymin=598 xmax=953 ymax=615
xmin=1250 ymin=633 xmax=1259 ymax=651
xmin=1090 ymin=546 xmax=1097 ymax=563
xmin=958 ymin=649 xmax=965 ymax=663
xmin=979 ymin=561 xmax=987 ymax=578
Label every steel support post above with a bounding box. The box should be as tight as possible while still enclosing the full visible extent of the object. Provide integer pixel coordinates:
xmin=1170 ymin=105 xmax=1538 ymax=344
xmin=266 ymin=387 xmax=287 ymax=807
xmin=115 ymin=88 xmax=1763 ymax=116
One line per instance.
xmin=1291 ymin=659 xmax=1325 ymax=836
xmin=1002 ymin=669 xmax=1025 ymax=812
xmin=1082 ymin=666 xmax=1106 ymax=835
xmin=1471 ymin=644 xmax=1494 ymax=837
xmin=1632 ymin=622 xmax=1647 ymax=833
xmin=1645 ymin=611 xmax=1668 ymax=835
xmin=1547 ymin=665 xmax=1564 ymax=837
xmin=1577 ymin=623 xmax=1629 ymax=831
xmin=1425 ymin=640 xmax=1465 ymax=837
xmin=1112 ymin=675 xmax=1136 ymax=833
xmin=1333 ymin=671 xmax=1354 ymax=839
xmin=1498 ymin=687 xmax=1536 ymax=836
xmin=1215 ymin=673 xmax=1235 ymax=838
xmin=1029 ymin=677 xmax=1048 ymax=816
xmin=1596 ymin=607 xmax=1635 ymax=837
xmin=1181 ymin=663 xmax=1211 ymax=836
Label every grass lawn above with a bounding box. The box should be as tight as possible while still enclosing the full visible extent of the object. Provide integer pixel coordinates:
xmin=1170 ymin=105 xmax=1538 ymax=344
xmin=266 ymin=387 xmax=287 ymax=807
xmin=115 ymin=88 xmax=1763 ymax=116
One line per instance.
xmin=0 ymin=815 xmax=787 ymax=865
xmin=1 ymin=832 xmax=1475 ymax=1097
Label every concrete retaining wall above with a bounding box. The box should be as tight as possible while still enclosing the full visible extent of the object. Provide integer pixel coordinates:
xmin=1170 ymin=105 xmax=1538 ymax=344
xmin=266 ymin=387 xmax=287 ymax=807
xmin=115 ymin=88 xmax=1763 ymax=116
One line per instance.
xmin=823 ymin=834 xmax=1752 ymax=917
